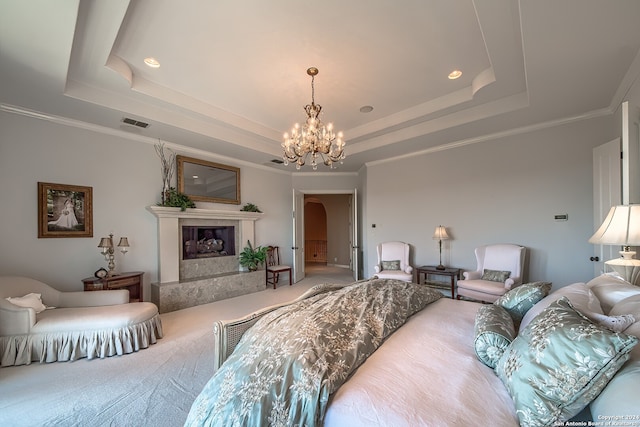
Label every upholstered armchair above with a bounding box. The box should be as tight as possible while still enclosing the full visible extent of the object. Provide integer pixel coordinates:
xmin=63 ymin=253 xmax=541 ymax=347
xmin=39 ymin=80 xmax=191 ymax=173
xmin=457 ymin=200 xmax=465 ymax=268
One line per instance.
xmin=456 ymin=244 xmax=526 ymax=303
xmin=374 ymin=241 xmax=413 ymax=282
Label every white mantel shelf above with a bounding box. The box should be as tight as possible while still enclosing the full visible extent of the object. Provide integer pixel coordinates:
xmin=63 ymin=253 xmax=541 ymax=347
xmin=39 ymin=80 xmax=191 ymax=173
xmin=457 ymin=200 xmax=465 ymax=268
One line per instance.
xmin=146 ymin=205 xmax=263 ymax=221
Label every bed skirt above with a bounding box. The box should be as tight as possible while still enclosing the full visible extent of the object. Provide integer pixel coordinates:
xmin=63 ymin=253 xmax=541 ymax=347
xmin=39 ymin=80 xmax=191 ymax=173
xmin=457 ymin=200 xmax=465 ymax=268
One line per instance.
xmin=0 ymin=314 xmax=163 ymax=367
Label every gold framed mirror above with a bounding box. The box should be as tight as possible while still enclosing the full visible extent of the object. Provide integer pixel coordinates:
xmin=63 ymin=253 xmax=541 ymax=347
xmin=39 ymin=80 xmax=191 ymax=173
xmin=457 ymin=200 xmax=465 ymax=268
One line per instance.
xmin=177 ymin=155 xmax=241 ymax=204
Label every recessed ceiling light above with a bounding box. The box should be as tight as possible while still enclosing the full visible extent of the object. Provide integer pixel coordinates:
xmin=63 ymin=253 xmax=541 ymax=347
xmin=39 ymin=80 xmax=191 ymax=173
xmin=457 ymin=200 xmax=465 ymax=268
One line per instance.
xmin=144 ymin=57 xmax=161 ymax=68
xmin=448 ymin=69 xmax=462 ymax=80
xmin=359 ymin=105 xmax=374 ymax=113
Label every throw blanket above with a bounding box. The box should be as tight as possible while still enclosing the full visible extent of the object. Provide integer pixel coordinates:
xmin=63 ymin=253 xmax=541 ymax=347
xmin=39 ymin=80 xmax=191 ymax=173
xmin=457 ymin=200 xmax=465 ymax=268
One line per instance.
xmin=185 ymin=278 xmax=442 ymax=427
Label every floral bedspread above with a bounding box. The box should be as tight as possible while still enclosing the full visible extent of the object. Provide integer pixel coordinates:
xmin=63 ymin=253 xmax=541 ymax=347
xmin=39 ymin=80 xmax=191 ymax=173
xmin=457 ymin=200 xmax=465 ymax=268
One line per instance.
xmin=184 ymin=278 xmax=442 ymax=427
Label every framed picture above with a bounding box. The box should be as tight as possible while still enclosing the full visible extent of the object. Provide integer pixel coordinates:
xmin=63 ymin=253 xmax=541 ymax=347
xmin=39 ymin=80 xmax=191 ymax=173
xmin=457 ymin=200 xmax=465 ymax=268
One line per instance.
xmin=38 ymin=182 xmax=93 ymax=238
xmin=177 ymin=155 xmax=241 ymax=204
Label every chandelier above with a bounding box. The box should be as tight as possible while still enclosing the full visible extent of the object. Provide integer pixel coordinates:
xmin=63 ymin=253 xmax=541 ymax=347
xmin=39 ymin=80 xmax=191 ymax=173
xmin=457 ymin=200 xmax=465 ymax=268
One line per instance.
xmin=282 ymin=67 xmax=345 ymax=170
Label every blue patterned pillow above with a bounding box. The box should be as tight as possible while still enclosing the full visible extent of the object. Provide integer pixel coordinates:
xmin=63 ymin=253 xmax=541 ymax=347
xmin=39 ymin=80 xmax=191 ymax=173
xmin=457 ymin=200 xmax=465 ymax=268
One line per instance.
xmin=473 ymin=304 xmax=515 ymax=368
xmin=381 ymin=260 xmax=401 ymax=271
xmin=481 ymin=269 xmax=510 ymax=282
xmin=495 ymin=297 xmax=638 ymax=427
xmin=494 ymin=281 xmax=552 ymax=325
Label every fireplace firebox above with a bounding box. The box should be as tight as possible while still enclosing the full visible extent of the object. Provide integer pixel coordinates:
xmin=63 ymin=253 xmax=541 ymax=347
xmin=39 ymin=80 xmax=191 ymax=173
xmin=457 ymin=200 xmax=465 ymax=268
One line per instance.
xmin=182 ymin=226 xmax=235 ymax=260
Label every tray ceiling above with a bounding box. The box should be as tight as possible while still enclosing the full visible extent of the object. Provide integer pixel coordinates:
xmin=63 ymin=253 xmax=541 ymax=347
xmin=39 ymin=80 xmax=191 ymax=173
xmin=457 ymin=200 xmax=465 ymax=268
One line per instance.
xmin=2 ymin=0 xmax=640 ymax=172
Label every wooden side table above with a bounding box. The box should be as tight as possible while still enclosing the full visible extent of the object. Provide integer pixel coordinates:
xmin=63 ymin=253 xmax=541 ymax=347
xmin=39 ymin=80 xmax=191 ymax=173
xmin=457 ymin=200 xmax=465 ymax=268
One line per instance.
xmin=82 ymin=271 xmax=144 ymax=303
xmin=416 ymin=266 xmax=461 ymax=298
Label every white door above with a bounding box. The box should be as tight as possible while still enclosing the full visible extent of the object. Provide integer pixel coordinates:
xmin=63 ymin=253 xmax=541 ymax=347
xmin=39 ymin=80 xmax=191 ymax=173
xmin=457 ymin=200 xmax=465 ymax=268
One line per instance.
xmin=592 ymin=138 xmax=622 ymax=276
xmin=621 ymin=101 xmax=640 ymax=204
xmin=292 ymin=189 xmax=305 ymax=283
xmin=350 ymin=189 xmax=359 ymax=280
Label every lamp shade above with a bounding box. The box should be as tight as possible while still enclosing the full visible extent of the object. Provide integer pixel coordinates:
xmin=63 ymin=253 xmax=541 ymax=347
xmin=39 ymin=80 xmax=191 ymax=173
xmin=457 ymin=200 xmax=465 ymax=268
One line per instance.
xmin=98 ymin=237 xmax=113 ymax=249
xmin=117 ymin=237 xmax=129 ymax=248
xmin=432 ymin=225 xmax=450 ymax=240
xmin=588 ymin=205 xmax=640 ymax=245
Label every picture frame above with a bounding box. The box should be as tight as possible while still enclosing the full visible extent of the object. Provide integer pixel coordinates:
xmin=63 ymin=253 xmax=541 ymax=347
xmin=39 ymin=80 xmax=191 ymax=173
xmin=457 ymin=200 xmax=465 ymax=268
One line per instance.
xmin=38 ymin=182 xmax=93 ymax=238
xmin=177 ymin=155 xmax=241 ymax=205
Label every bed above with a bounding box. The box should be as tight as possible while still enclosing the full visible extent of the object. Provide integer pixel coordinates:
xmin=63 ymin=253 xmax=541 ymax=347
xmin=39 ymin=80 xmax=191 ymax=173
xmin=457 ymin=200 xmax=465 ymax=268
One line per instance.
xmin=186 ymin=275 xmax=640 ymax=427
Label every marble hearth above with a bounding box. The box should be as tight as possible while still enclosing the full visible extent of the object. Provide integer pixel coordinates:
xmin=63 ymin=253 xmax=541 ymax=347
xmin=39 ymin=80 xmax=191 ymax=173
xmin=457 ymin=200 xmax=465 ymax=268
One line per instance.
xmin=146 ymin=206 xmax=264 ymax=313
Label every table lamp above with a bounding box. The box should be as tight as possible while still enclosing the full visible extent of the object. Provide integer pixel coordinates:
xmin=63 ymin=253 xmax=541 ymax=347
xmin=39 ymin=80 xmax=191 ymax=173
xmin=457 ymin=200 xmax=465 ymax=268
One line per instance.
xmin=98 ymin=233 xmax=130 ymax=277
xmin=588 ymin=204 xmax=640 ymax=284
xmin=432 ymin=225 xmax=450 ymax=270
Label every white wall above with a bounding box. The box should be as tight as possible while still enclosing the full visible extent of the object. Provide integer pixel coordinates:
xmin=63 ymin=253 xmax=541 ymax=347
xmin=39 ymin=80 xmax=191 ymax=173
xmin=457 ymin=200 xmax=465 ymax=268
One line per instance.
xmin=364 ymin=116 xmax=615 ymax=289
xmin=0 ymin=107 xmax=621 ymax=294
xmin=0 ymin=111 xmax=292 ymax=295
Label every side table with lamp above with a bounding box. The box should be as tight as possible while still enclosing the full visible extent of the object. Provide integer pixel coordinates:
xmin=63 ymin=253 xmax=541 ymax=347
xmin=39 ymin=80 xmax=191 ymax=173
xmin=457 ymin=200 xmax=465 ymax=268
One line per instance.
xmin=419 ymin=225 xmax=460 ymax=298
xmin=82 ymin=233 xmax=143 ymax=302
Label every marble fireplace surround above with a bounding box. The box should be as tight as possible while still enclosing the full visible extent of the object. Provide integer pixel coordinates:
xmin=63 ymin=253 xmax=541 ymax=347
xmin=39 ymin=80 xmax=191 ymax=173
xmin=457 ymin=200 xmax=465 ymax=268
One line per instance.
xmin=146 ymin=206 xmax=264 ymax=312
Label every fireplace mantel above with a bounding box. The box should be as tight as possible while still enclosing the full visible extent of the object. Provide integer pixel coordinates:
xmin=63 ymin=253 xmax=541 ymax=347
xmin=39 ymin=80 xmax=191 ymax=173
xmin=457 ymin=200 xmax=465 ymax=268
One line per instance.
xmin=146 ymin=206 xmax=263 ymax=221
xmin=146 ymin=206 xmax=263 ymax=284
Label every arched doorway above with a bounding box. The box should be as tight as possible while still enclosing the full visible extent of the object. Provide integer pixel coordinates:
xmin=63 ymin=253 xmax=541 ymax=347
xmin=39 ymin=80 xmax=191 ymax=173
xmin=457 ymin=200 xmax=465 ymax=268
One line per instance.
xmin=304 ymin=197 xmax=328 ymax=265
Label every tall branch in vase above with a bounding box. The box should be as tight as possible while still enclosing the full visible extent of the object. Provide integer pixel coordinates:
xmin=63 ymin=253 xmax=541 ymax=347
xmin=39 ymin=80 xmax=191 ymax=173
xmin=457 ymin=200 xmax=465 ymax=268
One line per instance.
xmin=154 ymin=141 xmax=175 ymax=205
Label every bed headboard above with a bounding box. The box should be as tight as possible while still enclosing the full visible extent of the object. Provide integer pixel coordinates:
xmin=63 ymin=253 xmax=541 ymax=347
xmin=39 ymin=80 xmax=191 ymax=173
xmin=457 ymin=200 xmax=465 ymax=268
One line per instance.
xmin=212 ymin=282 xmax=350 ymax=371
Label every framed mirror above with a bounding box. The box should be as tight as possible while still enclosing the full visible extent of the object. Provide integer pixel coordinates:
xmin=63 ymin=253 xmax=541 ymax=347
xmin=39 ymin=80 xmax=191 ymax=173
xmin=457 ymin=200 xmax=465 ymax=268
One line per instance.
xmin=177 ymin=155 xmax=241 ymax=204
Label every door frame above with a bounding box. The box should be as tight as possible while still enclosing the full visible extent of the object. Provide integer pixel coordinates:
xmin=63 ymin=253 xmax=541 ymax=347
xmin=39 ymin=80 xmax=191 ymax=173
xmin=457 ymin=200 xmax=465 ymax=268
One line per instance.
xmin=292 ymin=189 xmax=359 ymax=282
xmin=592 ymin=138 xmax=622 ymax=276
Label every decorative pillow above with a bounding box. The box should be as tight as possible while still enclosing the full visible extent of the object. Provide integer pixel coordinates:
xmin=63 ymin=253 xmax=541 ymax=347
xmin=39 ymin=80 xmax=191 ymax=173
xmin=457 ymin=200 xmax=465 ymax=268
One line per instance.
xmin=481 ymin=269 xmax=511 ymax=282
xmin=495 ymin=297 xmax=638 ymax=427
xmin=6 ymin=293 xmax=47 ymax=313
xmin=381 ymin=260 xmax=401 ymax=271
xmin=519 ymin=282 xmax=603 ymax=333
xmin=581 ymin=311 xmax=635 ymax=332
xmin=473 ymin=304 xmax=515 ymax=368
xmin=590 ymin=294 xmax=640 ymax=420
xmin=587 ymin=273 xmax=640 ymax=314
xmin=610 ymin=294 xmax=640 ymax=319
xmin=494 ymin=281 xmax=552 ymax=325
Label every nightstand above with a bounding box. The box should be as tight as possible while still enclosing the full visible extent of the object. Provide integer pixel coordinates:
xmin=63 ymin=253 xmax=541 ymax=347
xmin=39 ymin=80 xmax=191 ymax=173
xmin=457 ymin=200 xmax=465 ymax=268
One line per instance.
xmin=416 ymin=266 xmax=461 ymax=298
xmin=82 ymin=271 xmax=143 ymax=303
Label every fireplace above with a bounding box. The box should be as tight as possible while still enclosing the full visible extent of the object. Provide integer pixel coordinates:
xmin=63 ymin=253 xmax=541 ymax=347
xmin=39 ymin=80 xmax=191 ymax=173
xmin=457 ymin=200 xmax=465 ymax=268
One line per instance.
xmin=147 ymin=206 xmax=264 ymax=312
xmin=182 ymin=225 xmax=235 ymax=259
xmin=179 ymin=219 xmax=240 ymax=280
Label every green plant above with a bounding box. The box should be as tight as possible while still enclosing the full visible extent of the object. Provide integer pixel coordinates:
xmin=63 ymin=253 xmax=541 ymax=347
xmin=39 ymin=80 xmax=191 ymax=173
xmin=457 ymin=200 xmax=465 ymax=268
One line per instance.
xmin=238 ymin=240 xmax=268 ymax=271
xmin=240 ymin=203 xmax=262 ymax=213
xmin=159 ymin=187 xmax=196 ymax=211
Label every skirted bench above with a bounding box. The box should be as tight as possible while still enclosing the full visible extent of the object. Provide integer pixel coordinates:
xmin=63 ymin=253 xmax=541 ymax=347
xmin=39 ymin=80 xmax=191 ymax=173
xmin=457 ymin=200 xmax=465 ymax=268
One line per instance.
xmin=0 ymin=276 xmax=163 ymax=367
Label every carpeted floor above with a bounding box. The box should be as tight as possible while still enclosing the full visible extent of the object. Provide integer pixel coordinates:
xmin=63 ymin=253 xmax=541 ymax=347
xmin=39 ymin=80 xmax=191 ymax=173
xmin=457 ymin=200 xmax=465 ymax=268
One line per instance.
xmin=0 ymin=265 xmax=355 ymax=427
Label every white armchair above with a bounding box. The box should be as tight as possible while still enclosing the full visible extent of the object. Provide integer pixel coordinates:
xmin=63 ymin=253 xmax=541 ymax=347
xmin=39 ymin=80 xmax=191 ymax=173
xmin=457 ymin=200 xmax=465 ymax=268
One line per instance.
xmin=456 ymin=244 xmax=526 ymax=303
xmin=374 ymin=241 xmax=413 ymax=282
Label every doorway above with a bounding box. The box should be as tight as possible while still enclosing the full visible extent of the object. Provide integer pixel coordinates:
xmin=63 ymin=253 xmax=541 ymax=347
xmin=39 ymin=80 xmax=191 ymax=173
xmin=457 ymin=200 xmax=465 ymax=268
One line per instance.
xmin=294 ymin=191 xmax=357 ymax=281
xmin=304 ymin=197 xmax=329 ymax=266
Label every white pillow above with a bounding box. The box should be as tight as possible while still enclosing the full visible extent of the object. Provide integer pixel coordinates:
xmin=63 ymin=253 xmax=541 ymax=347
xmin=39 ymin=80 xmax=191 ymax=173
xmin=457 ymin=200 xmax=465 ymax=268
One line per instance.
xmin=6 ymin=293 xmax=47 ymax=313
xmin=590 ymin=294 xmax=640 ymax=420
xmin=581 ymin=311 xmax=635 ymax=332
xmin=518 ymin=282 xmax=603 ymax=333
xmin=587 ymin=273 xmax=640 ymax=314
xmin=610 ymin=294 xmax=640 ymax=322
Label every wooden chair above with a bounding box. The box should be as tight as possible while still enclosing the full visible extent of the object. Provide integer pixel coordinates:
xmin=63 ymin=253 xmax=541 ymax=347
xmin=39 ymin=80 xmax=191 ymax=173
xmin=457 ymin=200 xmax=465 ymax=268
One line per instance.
xmin=266 ymin=246 xmax=292 ymax=289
